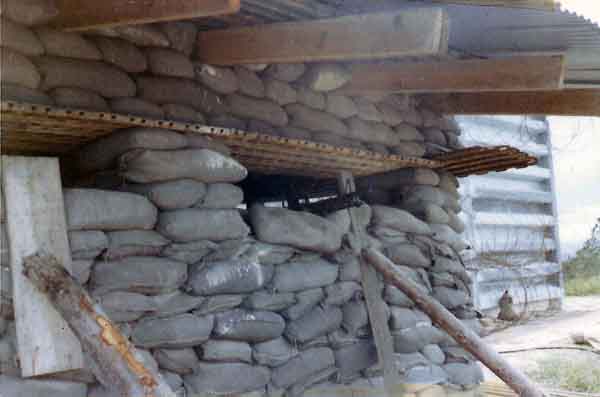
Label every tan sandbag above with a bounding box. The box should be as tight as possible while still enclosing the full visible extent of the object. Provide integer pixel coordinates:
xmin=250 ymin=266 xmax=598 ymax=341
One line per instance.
xmin=345 ymin=117 xmax=401 ymax=146
xmin=264 ymin=79 xmax=297 ymax=106
xmin=1 ymin=83 xmax=53 ymax=104
xmin=114 ymin=24 xmax=170 ymax=47
xmin=195 ymin=64 xmax=238 ymax=94
xmin=227 ymin=94 xmax=288 ymax=127
xmin=286 ymin=103 xmax=347 ymax=135
xmin=422 ymin=127 xmax=447 ymax=146
xmin=159 ymin=21 xmax=197 ymax=56
xmin=1 ymin=0 xmax=58 ymax=26
xmin=301 ymin=63 xmax=350 ymax=92
xmin=395 ymin=123 xmax=425 ymax=141
xmin=146 ymin=47 xmax=194 ymax=79
xmin=110 ymin=97 xmax=165 ymax=119
xmin=92 ymin=36 xmax=147 ymax=73
xmin=0 ymin=18 xmax=44 ymax=56
xmin=325 ymin=94 xmax=357 ymax=119
xmin=264 ymin=63 xmax=305 ymax=82
xmin=35 ymin=27 xmax=102 ymax=60
xmin=354 ymin=97 xmax=382 ymax=122
xmin=36 ymin=56 xmax=136 ymax=97
xmin=50 ymin=87 xmax=109 ymax=112
xmin=162 ymin=104 xmax=205 ymax=123
xmin=0 ymin=48 xmax=40 ymax=89
xmin=234 ymin=66 xmax=265 ymax=98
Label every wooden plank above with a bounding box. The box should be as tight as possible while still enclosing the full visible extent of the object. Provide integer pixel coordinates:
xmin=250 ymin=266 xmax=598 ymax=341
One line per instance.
xmin=2 ymin=156 xmax=84 ymax=377
xmin=338 ymin=56 xmax=566 ymax=94
xmin=196 ymin=8 xmax=448 ymax=64
xmin=52 ymin=0 xmax=240 ymax=31
xmin=419 ymin=89 xmax=600 ymax=116
xmin=430 ymin=0 xmax=559 ymax=10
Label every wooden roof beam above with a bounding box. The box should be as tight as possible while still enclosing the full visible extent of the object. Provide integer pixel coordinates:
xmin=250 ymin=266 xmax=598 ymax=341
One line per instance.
xmin=338 ymin=55 xmax=566 ymax=94
xmin=429 ymin=0 xmax=559 ymax=11
xmin=52 ymin=0 xmax=240 ymax=31
xmin=419 ymin=89 xmax=600 ymax=116
xmin=196 ymin=8 xmax=448 ymax=64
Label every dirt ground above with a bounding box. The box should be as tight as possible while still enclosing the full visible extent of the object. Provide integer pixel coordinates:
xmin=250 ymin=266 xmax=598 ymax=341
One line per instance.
xmin=481 ymin=295 xmax=600 ymax=385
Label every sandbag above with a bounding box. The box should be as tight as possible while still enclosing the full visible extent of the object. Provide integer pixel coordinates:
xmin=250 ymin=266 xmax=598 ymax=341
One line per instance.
xmin=64 ymin=189 xmax=157 ymax=231
xmin=161 ymin=371 xmax=183 ymax=393
xmin=384 ymin=285 xmax=414 ymax=308
xmin=92 ymin=36 xmax=147 ymax=73
xmin=354 ymin=98 xmax=382 ymax=122
xmin=162 ymin=103 xmax=205 ymax=123
xmin=132 ymin=313 xmax=214 ymax=348
xmin=227 ymin=94 xmax=288 ymax=127
xmin=301 ymin=63 xmax=350 ymax=92
xmin=295 ymin=86 xmax=325 ymax=110
xmin=1 ymin=0 xmax=58 ymax=26
xmin=35 ymin=27 xmax=101 ymax=60
xmin=154 ymin=348 xmax=199 ymax=375
xmin=36 ymin=56 xmax=135 ymax=97
xmin=195 ymin=183 xmax=243 ymax=209
xmin=405 ymin=202 xmax=450 ymax=225
xmin=366 ymin=143 xmax=390 ymax=155
xmin=0 ymin=375 xmax=87 ymax=397
xmin=157 ymin=208 xmax=249 ymax=242
xmin=114 ymin=24 xmax=169 ymax=47
xmin=91 ymin=256 xmax=187 ymax=295
xmin=265 ymin=78 xmax=297 ymax=105
xmin=326 ymin=209 xmax=351 ymax=237
xmin=253 ymin=242 xmax=295 ymax=265
xmin=325 ymin=94 xmax=357 ymax=119
xmin=234 ymin=66 xmax=265 ymax=98
xmin=389 ymin=308 xmax=431 ymax=330
xmin=438 ymin=170 xmax=459 ymax=194
xmin=184 ymin=362 xmax=270 ymax=395
xmin=430 ymin=223 xmax=468 ymax=251
xmin=334 ymin=341 xmax=377 ymax=380
xmin=71 ymin=259 xmax=93 ymax=284
xmin=324 ymin=282 xmax=362 ymax=306
xmin=1 ymin=83 xmax=53 ymax=104
xmin=1 ymin=48 xmax=40 ymax=89
xmin=271 ymin=347 xmax=334 ymax=389
xmin=272 ymin=259 xmax=338 ymax=292
xmin=400 ymin=185 xmax=446 ymax=207
xmin=146 ymin=47 xmax=194 ymax=78
xmin=68 ymin=230 xmax=107 ymax=260
xmin=393 ymin=326 xmax=448 ymax=353
xmin=250 ymin=204 xmax=343 ymax=254
xmin=401 ymin=363 xmax=448 ymax=385
xmin=150 ymin=291 xmax=205 ymax=319
xmin=362 ymin=168 xmax=439 ymax=191
xmin=335 ymin=251 xmax=361 ymax=282
xmin=377 ymin=103 xmax=406 ymax=126
xmin=243 ymin=291 xmax=296 ymax=311
xmin=279 ymin=125 xmax=312 ymax=140
xmin=109 ymin=97 xmax=165 ymax=119
xmin=285 ymin=306 xmax=342 ymax=343
xmin=186 ymin=258 xmax=271 ymax=295
xmin=202 ymin=340 xmax=252 ymax=363
xmin=371 ymin=205 xmax=431 ymax=235
xmin=422 ymin=344 xmax=445 ymax=365
xmin=264 ymin=63 xmax=305 ymax=82
xmin=253 ymin=337 xmax=297 ymax=367
xmin=185 ymin=134 xmax=231 ymax=157
xmin=342 ymin=300 xmax=369 ymax=335
xmin=422 ymin=127 xmax=447 ymax=146
xmin=432 ymin=286 xmax=470 ymax=309
xmin=282 ymin=288 xmax=324 ymax=320
xmin=311 ymin=132 xmax=364 ymax=149
xmin=286 ymin=103 xmax=347 ymax=135
xmin=209 ymin=113 xmax=247 ymax=130
xmin=390 ymin=141 xmax=426 ymax=157
xmin=95 ymin=291 xmax=156 ymax=322
xmin=345 ymin=117 xmax=401 ymax=146
xmin=195 ymin=64 xmax=238 ymax=94
xmin=124 ymin=179 xmax=207 ymax=210
xmin=104 ymin=230 xmax=169 ymax=260
xmin=202 ymin=238 xmax=254 ymax=262
xmin=384 ymin=243 xmax=431 ymax=268
xmin=286 ymin=367 xmax=336 ymax=397
xmin=213 ymin=309 xmax=285 ymax=342
xmin=1 ymin=18 xmax=44 ymax=55
xmin=161 ymin=240 xmax=216 ymax=264
xmin=431 ymin=256 xmax=465 ymax=274
xmin=447 ymin=210 xmax=465 ymax=234
xmin=193 ymin=294 xmax=244 ymax=316
xmin=160 ymin=21 xmax=196 ymax=56
xmin=395 ymin=123 xmax=424 ymax=141
xmin=50 ymin=87 xmax=109 ymax=112
xmin=120 ymin=149 xmax=248 ymax=184
xmin=443 ymin=362 xmax=484 ymax=386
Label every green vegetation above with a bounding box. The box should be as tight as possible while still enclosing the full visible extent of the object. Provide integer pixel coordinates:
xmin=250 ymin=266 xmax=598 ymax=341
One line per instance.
xmin=562 ymin=220 xmax=600 ymax=296
xmin=528 ymin=357 xmax=600 ymax=393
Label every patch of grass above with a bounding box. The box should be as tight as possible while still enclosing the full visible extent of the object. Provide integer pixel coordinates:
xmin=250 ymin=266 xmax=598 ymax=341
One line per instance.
xmin=565 ymin=276 xmax=600 ymax=296
xmin=527 ymin=357 xmax=600 ymax=393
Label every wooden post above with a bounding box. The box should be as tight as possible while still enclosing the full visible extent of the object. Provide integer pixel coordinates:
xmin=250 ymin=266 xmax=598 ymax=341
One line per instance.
xmin=23 ymin=253 xmax=175 ymax=397
xmin=363 ymin=248 xmax=546 ymax=397
xmin=1 ymin=156 xmax=84 ymax=377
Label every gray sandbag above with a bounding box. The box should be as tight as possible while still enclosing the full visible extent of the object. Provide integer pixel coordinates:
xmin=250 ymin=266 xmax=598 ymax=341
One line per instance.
xmin=186 ymin=258 xmax=271 ymax=295
xmin=286 ymin=103 xmax=347 ymax=135
xmin=390 ymin=141 xmax=426 ymax=157
xmin=389 ymin=308 xmax=431 ymax=330
xmin=249 ymin=120 xmax=277 ymax=136
xmin=402 ymin=363 xmax=448 ymax=385
xmin=146 ymin=47 xmax=194 ymax=78
xmin=35 ymin=27 xmax=101 ymax=60
xmin=384 ymin=243 xmax=431 ymax=268
xmin=342 ymin=300 xmax=368 ymax=334
xmin=447 ymin=210 xmax=465 ymax=234
xmin=1 ymin=18 xmax=44 ymax=55
xmin=328 ymin=329 xmax=360 ymax=349
xmin=75 ymin=127 xmax=188 ymax=174
xmin=132 ymin=313 xmax=214 ymax=348
xmin=443 ymin=362 xmax=484 ymax=386
xmin=193 ymin=295 xmax=243 ymax=316
xmin=422 ymin=344 xmax=445 ymax=365
xmin=311 ymin=132 xmax=364 ymax=149
xmin=195 ymin=64 xmax=238 ymax=94
xmin=95 ymin=291 xmax=156 ymax=322
xmin=252 ymin=337 xmax=297 ymax=367
xmin=124 ymin=179 xmax=207 ymax=210
xmin=1 ymin=82 xmax=53 ymax=104
xmin=71 ymin=259 xmax=93 ymax=284
xmin=264 ymin=63 xmax=305 ymax=82
xmin=150 ymin=291 xmax=205 ymax=318
xmin=334 ymin=341 xmax=377 ymax=380
xmin=326 ymin=94 xmax=357 ymax=119
xmin=354 ymin=98 xmax=382 ymax=122
xmin=302 ymin=63 xmax=350 ymax=92
xmin=36 ymin=56 xmax=135 ymax=97
xmin=209 ymin=113 xmax=247 ymax=130
xmin=64 ymin=189 xmax=157 ymax=231
xmin=393 ymin=351 xmax=429 ymax=373
xmin=421 ymin=108 xmax=443 ymax=128
xmin=113 ymin=24 xmax=169 ymax=47
xmin=184 ymin=362 xmax=270 ymax=395
xmin=377 ymin=103 xmax=405 ymax=126
xmin=285 ymin=305 xmax=342 ymax=343
xmin=50 ymin=87 xmax=109 ymax=112
xmin=403 ymin=202 xmax=450 ymax=225
xmin=91 ymin=256 xmax=187 ymax=295
xmin=395 ymin=123 xmax=424 ymax=141
xmin=250 ymin=204 xmax=343 ymax=254
xmin=158 ymin=209 xmax=249 ymax=243
xmin=92 ymin=36 xmax=147 ymax=73
xmin=393 ymin=326 xmax=449 ymax=353
xmin=366 ymin=143 xmax=390 ymax=155
xmin=430 ymin=224 xmax=468 ymax=251
xmin=202 ymin=340 xmax=252 ymax=363
xmin=421 ymin=127 xmax=447 ymax=146
xmin=161 ymin=240 xmax=216 ymax=264
xmin=162 ymin=103 xmax=205 ymax=123
xmin=432 ymin=287 xmax=470 ymax=309
xmin=326 ymin=209 xmax=351 ymax=237
xmin=298 ymin=335 xmax=329 ymax=351
xmin=370 ymin=225 xmax=408 ymax=241
xmin=265 ymin=78 xmax=297 ymax=105
xmin=286 ymin=366 xmax=337 ymax=397
xmin=361 ymin=188 xmax=392 ymax=206
xmin=384 ymin=285 xmax=414 ymax=307
xmin=68 ymin=230 xmax=107 ymax=259
xmin=295 ymin=86 xmax=325 ymax=110
xmin=272 ymin=259 xmax=338 ymax=293
xmin=371 ymin=205 xmax=431 ymax=235
xmin=335 ymin=251 xmax=361 ymax=282
xmin=1 ymin=48 xmax=40 ymax=89
xmin=244 ymin=291 xmax=296 ymax=311
xmin=160 ymin=21 xmax=196 ymax=56
xmin=0 ymin=375 xmax=87 ymax=397
xmin=282 ymin=288 xmax=324 ymax=320
xmin=1 ymin=0 xmax=58 ymax=26
xmin=324 ymin=282 xmax=362 ymax=306
xmin=154 ymin=348 xmax=199 ymax=375
xmin=109 ymin=97 xmax=165 ymax=118
xmin=279 ymin=125 xmax=312 ymax=140
xmin=202 ymin=238 xmax=254 ymax=262
xmin=162 ymin=371 xmax=184 ymax=394
xmin=234 ymin=65 xmax=265 ymax=98
xmin=254 ymin=242 xmax=295 ymax=265
xmin=438 ymin=170 xmax=459 ymax=194
xmin=195 ymin=183 xmax=243 ymax=209
xmin=119 ymin=149 xmax=248 ymax=184
xmin=400 ymin=185 xmax=446 ymax=206
xmin=271 ymin=347 xmax=334 ymax=389
xmin=226 ymin=94 xmax=288 ymax=127
xmin=345 ymin=117 xmax=401 ymax=145
xmin=105 ymin=230 xmax=169 ymax=260
xmin=361 ymin=168 xmax=439 ymax=191
xmin=213 ymin=309 xmax=285 ymax=342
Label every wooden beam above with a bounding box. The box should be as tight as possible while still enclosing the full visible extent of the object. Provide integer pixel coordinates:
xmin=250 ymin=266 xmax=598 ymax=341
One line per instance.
xmin=430 ymin=0 xmax=559 ymax=11
xmin=419 ymin=89 xmax=600 ymax=116
xmin=196 ymin=8 xmax=448 ymax=64
xmin=52 ymin=0 xmax=240 ymax=31
xmin=2 ymin=156 xmax=84 ymax=377
xmin=338 ymin=56 xmax=565 ymax=94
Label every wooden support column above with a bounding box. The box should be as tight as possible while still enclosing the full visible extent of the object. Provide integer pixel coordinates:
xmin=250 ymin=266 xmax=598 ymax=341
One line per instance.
xmin=1 ymin=156 xmax=84 ymax=377
xmin=196 ymin=8 xmax=448 ymax=64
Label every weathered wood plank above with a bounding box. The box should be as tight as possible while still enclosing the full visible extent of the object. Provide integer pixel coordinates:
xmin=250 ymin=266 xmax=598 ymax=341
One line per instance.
xmin=430 ymin=0 xmax=559 ymax=10
xmin=196 ymin=8 xmax=448 ymax=64
xmin=419 ymin=89 xmax=600 ymax=116
xmin=339 ymin=56 xmax=565 ymax=94
xmin=1 ymin=156 xmax=84 ymax=377
xmin=52 ymin=0 xmax=240 ymax=31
